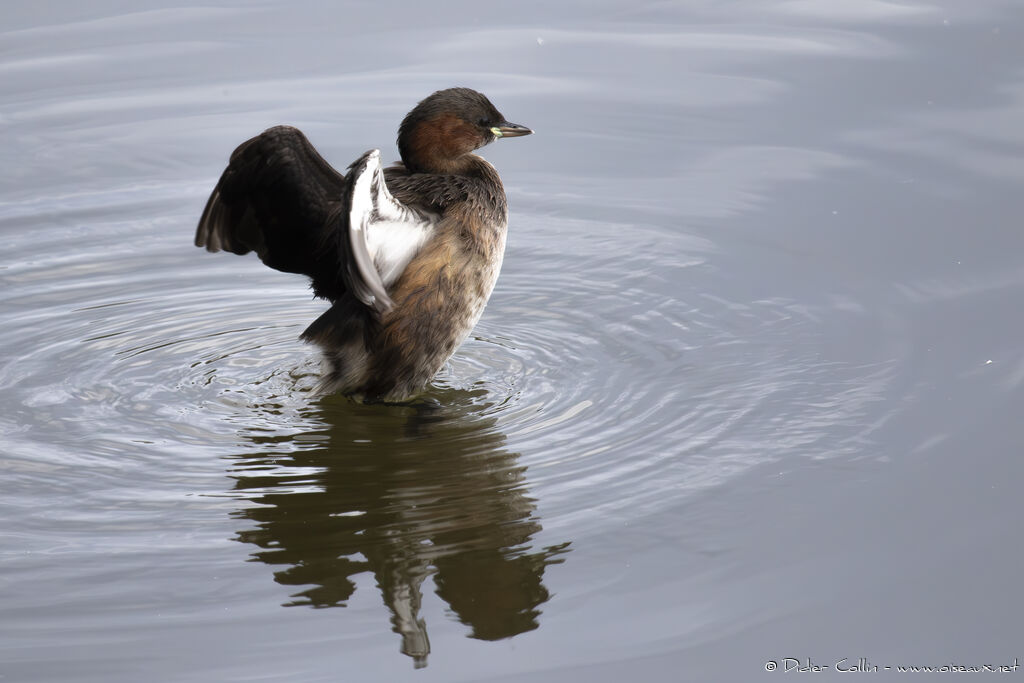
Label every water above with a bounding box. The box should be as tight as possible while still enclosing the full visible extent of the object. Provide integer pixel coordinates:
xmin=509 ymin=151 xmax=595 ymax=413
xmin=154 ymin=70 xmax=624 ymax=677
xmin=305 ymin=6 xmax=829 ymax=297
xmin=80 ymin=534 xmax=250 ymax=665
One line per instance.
xmin=3 ymin=2 xmax=1023 ymax=681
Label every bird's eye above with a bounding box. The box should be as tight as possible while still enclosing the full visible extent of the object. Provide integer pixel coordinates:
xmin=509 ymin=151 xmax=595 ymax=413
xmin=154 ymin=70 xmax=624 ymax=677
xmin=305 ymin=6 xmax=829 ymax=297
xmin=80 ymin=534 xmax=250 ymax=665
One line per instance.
xmin=477 ymin=118 xmax=489 ymax=127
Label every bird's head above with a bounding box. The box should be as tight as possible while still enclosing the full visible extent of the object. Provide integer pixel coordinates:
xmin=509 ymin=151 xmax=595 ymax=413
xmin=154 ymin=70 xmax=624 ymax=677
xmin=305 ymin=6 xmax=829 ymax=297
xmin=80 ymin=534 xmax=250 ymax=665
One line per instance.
xmin=397 ymin=87 xmax=532 ymax=174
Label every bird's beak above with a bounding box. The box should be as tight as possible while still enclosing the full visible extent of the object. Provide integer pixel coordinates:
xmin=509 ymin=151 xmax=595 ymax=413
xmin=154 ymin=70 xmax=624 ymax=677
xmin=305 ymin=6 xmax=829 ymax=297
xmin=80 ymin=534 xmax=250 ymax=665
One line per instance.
xmin=491 ymin=122 xmax=533 ymax=138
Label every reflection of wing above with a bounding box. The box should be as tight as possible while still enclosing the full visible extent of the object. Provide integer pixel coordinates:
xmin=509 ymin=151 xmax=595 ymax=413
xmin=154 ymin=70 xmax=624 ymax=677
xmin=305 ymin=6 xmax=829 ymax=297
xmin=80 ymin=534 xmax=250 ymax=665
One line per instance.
xmin=195 ymin=126 xmax=434 ymax=314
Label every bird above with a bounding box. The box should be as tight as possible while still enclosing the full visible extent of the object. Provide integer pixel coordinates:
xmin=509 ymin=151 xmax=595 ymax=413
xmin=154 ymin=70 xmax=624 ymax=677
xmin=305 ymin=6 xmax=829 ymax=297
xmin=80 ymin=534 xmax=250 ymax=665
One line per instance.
xmin=195 ymin=87 xmax=532 ymax=402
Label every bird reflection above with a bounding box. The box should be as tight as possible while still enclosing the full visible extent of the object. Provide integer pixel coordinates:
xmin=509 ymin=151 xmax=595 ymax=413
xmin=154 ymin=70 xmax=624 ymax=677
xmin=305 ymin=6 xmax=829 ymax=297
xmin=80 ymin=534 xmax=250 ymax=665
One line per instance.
xmin=227 ymin=389 xmax=570 ymax=668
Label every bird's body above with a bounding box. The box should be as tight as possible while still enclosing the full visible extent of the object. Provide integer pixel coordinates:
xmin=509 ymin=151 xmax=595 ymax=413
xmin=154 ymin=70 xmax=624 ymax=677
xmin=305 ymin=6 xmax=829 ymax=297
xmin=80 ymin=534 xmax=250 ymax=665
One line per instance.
xmin=195 ymin=88 xmax=531 ymax=402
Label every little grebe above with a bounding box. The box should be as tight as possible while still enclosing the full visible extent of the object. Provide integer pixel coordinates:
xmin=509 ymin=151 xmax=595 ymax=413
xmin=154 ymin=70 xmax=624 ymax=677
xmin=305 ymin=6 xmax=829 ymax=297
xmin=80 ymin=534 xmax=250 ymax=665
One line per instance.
xmin=195 ymin=87 xmax=532 ymax=401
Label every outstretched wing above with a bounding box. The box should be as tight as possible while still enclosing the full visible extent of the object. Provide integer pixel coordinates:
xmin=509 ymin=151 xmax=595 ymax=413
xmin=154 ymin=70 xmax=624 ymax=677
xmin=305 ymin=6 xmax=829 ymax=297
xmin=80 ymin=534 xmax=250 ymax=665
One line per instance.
xmin=196 ymin=126 xmax=435 ymax=313
xmin=196 ymin=125 xmax=353 ymax=301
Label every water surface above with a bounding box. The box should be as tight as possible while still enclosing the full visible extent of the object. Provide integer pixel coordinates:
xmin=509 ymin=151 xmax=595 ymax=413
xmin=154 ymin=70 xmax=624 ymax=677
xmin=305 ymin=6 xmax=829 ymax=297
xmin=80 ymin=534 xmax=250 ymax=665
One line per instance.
xmin=2 ymin=1 xmax=1023 ymax=681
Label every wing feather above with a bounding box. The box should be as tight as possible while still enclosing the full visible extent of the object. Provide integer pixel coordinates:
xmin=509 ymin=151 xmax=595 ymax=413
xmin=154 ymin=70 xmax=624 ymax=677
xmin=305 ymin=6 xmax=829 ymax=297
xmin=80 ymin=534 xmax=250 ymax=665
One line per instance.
xmin=195 ymin=126 xmax=350 ymax=300
xmin=197 ymin=127 xmax=436 ymax=314
xmin=344 ymin=151 xmax=436 ymax=312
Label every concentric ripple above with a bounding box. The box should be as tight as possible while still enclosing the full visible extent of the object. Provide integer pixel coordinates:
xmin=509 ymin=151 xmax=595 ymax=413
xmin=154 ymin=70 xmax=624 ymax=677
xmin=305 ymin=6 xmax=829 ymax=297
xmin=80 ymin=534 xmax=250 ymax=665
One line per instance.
xmin=0 ymin=187 xmax=903 ymax=665
xmin=1 ymin=189 xmax=903 ymax=549
xmin=446 ymin=213 xmax=902 ymax=537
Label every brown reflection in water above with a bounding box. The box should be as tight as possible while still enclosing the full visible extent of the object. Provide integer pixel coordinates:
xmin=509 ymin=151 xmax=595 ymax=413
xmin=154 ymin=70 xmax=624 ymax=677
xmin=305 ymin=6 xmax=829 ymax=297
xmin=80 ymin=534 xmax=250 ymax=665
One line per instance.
xmin=228 ymin=391 xmax=570 ymax=668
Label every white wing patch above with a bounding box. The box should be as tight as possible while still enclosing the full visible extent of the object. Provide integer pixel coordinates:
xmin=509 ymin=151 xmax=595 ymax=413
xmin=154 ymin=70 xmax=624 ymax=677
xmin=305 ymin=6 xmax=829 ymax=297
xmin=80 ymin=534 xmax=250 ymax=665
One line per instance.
xmin=347 ymin=150 xmax=436 ymax=312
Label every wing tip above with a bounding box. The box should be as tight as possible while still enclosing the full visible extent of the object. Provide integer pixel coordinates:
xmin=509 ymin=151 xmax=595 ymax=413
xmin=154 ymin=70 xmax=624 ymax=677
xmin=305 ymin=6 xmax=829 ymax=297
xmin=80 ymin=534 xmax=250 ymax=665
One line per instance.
xmin=195 ymin=188 xmax=226 ymax=252
xmin=372 ymin=292 xmax=395 ymax=313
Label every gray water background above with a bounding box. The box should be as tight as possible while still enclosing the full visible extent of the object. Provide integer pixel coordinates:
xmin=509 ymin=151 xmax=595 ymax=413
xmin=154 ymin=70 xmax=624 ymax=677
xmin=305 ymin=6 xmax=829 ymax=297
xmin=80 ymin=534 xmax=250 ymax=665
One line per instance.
xmin=2 ymin=1 xmax=1023 ymax=681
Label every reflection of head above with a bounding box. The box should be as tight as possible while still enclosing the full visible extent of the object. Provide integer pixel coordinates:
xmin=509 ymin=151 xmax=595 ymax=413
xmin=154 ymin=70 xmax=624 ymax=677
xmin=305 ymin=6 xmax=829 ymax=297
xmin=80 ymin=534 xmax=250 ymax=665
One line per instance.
xmin=230 ymin=391 xmax=570 ymax=665
xmin=436 ymin=546 xmax=554 ymax=640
